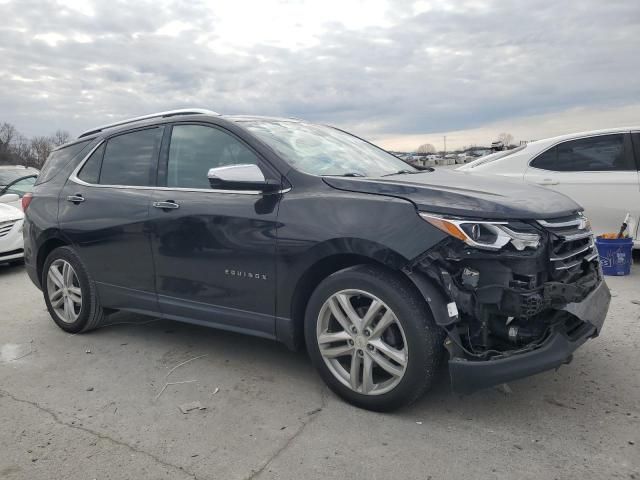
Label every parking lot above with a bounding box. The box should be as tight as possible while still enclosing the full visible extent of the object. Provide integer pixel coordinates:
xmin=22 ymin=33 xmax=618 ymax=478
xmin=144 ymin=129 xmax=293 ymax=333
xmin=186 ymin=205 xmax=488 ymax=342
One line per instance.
xmin=0 ymin=263 xmax=638 ymax=480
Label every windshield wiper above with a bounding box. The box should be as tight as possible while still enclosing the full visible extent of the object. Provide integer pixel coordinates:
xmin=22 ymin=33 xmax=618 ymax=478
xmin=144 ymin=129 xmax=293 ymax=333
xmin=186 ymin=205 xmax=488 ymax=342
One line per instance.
xmin=322 ymin=172 xmax=366 ymax=177
xmin=381 ymin=169 xmax=420 ymax=177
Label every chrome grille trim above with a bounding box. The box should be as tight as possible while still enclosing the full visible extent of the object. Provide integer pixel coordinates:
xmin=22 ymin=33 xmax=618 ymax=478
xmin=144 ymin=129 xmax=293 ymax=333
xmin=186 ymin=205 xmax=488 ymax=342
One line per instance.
xmin=0 ymin=222 xmax=16 ymax=238
xmin=584 ymin=252 xmax=599 ymax=262
xmin=538 ymin=218 xmax=583 ymax=228
xmin=560 ymin=231 xmax=593 ymax=242
xmin=541 ymin=213 xmax=598 ymax=275
xmin=555 ymin=259 xmax=583 ymax=271
xmin=549 ymin=241 xmax=594 ymax=261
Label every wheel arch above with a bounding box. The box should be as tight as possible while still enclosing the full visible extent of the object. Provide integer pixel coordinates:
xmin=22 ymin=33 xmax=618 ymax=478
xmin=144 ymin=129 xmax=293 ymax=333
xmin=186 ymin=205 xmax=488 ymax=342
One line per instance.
xmin=278 ymin=239 xmax=436 ymax=350
xmin=36 ymin=235 xmax=71 ymax=287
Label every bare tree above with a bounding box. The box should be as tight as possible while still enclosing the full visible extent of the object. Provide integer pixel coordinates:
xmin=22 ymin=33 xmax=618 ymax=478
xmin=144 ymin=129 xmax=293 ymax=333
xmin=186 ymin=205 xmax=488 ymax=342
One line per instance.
xmin=0 ymin=122 xmax=18 ymax=144
xmin=52 ymin=129 xmax=71 ymax=146
xmin=1 ymin=122 xmax=16 ymax=149
xmin=0 ymin=123 xmax=19 ymax=164
xmin=417 ymin=143 xmax=436 ymax=155
xmin=1 ymin=122 xmax=71 ymax=167
xmin=14 ymin=135 xmax=34 ymax=166
xmin=497 ymin=132 xmax=514 ymax=147
xmin=30 ymin=136 xmax=54 ymax=168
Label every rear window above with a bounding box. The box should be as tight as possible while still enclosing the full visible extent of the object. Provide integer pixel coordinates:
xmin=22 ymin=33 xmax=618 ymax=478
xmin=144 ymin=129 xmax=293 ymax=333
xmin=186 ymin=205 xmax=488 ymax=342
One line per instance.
xmin=36 ymin=140 xmax=92 ymax=184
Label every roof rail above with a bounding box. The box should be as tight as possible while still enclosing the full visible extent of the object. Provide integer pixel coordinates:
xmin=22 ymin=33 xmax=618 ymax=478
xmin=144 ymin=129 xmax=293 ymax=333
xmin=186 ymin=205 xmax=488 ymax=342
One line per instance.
xmin=78 ymin=108 xmax=220 ymax=138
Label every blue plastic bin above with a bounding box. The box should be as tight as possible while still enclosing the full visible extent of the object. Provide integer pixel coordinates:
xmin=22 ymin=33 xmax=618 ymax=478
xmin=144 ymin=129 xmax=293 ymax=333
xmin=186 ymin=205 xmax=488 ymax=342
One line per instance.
xmin=595 ymin=237 xmax=633 ymax=276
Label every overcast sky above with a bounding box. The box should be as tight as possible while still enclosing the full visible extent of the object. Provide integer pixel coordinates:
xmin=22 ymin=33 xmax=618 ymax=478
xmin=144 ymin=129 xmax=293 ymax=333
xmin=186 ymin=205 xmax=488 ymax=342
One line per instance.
xmin=1 ymin=0 xmax=639 ymax=150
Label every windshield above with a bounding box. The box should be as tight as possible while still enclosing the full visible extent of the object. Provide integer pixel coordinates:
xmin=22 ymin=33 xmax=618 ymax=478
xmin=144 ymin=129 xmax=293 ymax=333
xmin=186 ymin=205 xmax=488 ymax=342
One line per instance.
xmin=242 ymin=121 xmax=416 ymax=177
xmin=4 ymin=175 xmax=36 ymax=197
xmin=0 ymin=168 xmax=37 ymax=185
xmin=465 ymin=144 xmax=527 ymax=169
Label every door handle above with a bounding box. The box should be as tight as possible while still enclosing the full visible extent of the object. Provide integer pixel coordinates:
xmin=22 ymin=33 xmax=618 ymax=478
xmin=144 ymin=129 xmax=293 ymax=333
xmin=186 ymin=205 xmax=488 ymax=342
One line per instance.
xmin=153 ymin=201 xmax=180 ymax=210
xmin=536 ymin=178 xmax=559 ymax=185
xmin=67 ymin=194 xmax=85 ymax=204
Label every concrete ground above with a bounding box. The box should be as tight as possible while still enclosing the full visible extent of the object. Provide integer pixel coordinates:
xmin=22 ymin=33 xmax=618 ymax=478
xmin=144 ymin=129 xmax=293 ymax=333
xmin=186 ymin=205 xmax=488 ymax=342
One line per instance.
xmin=0 ymin=262 xmax=638 ymax=480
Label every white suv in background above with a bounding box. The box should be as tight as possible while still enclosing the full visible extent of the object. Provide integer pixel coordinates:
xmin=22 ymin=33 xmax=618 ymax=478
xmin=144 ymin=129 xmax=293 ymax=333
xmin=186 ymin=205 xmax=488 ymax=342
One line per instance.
xmin=458 ymin=127 xmax=640 ymax=247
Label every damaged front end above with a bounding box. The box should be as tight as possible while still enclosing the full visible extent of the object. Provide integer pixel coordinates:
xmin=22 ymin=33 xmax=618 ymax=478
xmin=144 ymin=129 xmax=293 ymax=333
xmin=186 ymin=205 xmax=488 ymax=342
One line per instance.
xmin=407 ymin=211 xmax=610 ymax=394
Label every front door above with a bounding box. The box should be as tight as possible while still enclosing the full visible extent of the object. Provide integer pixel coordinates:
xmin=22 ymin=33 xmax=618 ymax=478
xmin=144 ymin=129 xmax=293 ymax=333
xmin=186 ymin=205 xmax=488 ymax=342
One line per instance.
xmin=149 ymin=123 xmax=281 ymax=337
xmin=59 ymin=126 xmax=164 ymax=312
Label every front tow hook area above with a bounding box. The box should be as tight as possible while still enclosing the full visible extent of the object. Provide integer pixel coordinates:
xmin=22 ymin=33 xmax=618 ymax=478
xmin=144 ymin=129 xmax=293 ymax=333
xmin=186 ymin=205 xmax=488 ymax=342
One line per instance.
xmin=448 ymin=328 xmax=594 ymax=395
xmin=448 ymin=280 xmax=609 ymax=395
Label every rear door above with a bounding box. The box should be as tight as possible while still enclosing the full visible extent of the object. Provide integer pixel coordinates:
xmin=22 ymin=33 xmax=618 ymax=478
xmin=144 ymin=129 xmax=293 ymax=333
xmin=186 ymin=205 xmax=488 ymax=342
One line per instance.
xmin=59 ymin=126 xmax=163 ymax=312
xmin=148 ymin=123 xmax=281 ymax=337
xmin=524 ymin=133 xmax=640 ymax=239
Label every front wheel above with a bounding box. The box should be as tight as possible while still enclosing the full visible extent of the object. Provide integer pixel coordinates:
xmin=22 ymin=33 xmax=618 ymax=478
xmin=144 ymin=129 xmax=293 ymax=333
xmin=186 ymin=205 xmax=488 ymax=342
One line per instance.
xmin=304 ymin=265 xmax=444 ymax=411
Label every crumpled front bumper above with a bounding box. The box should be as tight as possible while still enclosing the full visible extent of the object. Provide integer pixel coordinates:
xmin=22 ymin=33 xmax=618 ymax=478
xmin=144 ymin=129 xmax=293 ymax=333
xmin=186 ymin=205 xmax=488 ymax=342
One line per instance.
xmin=448 ymin=279 xmax=610 ymax=395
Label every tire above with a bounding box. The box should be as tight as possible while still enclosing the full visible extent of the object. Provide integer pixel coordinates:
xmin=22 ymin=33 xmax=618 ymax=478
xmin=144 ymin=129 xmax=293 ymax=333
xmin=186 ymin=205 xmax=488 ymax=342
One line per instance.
xmin=304 ymin=264 xmax=444 ymax=412
xmin=42 ymin=246 xmax=105 ymax=334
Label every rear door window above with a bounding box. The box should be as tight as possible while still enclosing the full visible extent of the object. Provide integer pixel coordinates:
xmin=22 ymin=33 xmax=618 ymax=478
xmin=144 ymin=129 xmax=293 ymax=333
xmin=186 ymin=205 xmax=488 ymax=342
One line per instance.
xmin=531 ymin=134 xmax=632 ymax=172
xmin=99 ymin=128 xmax=163 ymax=186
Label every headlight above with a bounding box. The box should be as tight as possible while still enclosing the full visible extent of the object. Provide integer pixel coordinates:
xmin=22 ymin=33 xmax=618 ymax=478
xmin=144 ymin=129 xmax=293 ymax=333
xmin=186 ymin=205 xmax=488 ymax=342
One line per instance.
xmin=419 ymin=213 xmax=540 ymax=251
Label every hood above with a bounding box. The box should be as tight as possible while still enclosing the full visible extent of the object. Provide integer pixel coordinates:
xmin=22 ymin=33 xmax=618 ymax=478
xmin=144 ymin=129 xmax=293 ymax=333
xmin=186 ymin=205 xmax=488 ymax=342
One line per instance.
xmin=0 ymin=202 xmax=24 ymax=222
xmin=322 ymin=169 xmax=581 ymax=220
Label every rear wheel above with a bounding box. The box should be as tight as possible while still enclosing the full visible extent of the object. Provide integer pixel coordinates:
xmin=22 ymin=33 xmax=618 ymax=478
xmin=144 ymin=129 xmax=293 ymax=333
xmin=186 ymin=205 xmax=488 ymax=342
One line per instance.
xmin=42 ymin=246 xmax=105 ymax=333
xmin=304 ymin=265 xmax=444 ymax=411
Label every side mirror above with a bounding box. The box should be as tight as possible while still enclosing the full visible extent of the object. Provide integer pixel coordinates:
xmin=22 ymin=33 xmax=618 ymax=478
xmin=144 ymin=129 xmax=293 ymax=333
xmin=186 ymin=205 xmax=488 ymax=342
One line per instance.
xmin=0 ymin=193 xmax=20 ymax=204
xmin=208 ymin=164 xmax=280 ymax=193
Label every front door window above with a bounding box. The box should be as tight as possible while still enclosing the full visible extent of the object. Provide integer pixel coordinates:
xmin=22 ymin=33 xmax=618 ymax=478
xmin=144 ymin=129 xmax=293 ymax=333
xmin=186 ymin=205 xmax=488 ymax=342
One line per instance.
xmin=167 ymin=125 xmax=259 ymax=189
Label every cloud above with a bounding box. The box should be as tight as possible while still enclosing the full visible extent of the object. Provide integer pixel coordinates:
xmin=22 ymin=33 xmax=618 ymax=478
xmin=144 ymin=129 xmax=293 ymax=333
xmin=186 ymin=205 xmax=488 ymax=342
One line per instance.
xmin=375 ymin=103 xmax=640 ymax=151
xmin=0 ymin=0 xmax=638 ymax=150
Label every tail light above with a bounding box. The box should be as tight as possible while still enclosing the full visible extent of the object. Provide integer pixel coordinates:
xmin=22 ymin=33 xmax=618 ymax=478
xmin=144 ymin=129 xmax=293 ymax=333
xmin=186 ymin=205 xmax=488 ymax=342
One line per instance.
xmin=22 ymin=192 xmax=33 ymax=211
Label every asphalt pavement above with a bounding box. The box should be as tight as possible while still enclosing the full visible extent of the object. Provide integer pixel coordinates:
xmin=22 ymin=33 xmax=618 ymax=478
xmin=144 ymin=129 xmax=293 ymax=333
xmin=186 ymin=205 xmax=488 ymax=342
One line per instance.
xmin=1 ymin=262 xmax=638 ymax=480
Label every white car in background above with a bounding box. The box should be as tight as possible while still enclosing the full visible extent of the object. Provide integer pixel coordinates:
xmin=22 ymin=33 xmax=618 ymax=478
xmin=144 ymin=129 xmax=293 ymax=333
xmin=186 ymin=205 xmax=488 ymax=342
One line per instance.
xmin=0 ymin=167 xmax=38 ymax=207
xmin=0 ymin=200 xmax=24 ymax=265
xmin=0 ymin=166 xmax=37 ymax=265
xmin=458 ymin=127 xmax=640 ymax=247
xmin=0 ymin=165 xmax=38 ymax=189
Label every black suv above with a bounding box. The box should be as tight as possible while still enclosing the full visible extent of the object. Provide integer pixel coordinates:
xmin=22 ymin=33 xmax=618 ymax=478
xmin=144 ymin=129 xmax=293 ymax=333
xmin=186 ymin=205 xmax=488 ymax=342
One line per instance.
xmin=23 ymin=109 xmax=610 ymax=411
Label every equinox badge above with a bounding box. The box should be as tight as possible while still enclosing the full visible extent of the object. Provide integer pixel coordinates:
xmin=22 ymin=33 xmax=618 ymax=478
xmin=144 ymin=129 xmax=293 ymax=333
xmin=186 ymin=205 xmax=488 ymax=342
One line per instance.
xmin=225 ymin=269 xmax=268 ymax=280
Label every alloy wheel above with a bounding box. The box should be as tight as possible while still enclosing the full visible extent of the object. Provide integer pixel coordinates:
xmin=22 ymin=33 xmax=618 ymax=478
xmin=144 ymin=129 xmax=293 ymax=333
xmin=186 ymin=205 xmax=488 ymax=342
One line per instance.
xmin=47 ymin=259 xmax=82 ymax=324
xmin=316 ymin=289 xmax=408 ymax=395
